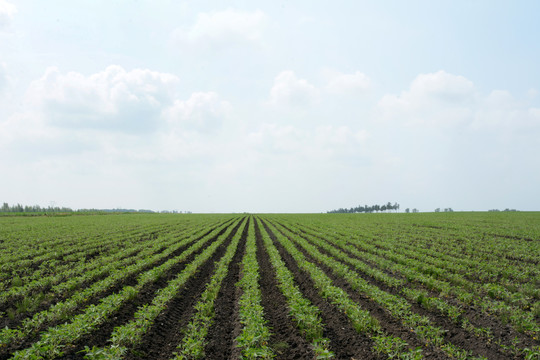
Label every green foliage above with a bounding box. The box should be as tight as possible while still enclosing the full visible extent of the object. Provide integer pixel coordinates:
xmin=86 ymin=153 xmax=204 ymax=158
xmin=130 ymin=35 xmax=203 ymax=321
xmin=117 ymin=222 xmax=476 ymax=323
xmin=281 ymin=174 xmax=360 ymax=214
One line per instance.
xmin=1 ymin=212 xmax=538 ymax=359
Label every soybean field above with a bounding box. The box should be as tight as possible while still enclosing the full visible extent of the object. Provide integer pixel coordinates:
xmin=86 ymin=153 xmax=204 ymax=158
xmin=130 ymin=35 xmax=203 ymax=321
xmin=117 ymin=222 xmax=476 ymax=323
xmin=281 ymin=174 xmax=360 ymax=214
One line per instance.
xmin=0 ymin=212 xmax=539 ymax=359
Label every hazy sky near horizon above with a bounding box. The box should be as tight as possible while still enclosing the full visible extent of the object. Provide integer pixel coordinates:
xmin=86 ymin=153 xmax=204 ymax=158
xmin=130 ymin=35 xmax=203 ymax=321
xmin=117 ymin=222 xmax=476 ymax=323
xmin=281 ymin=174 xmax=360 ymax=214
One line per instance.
xmin=1 ymin=1 xmax=539 ymax=212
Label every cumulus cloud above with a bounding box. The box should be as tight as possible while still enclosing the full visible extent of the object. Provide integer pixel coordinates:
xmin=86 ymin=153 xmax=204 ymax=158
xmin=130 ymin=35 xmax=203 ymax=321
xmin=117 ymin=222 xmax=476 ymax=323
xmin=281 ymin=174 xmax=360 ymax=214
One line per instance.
xmin=325 ymin=70 xmax=370 ymax=94
xmin=376 ymin=70 xmax=540 ymax=134
xmin=27 ymin=65 xmax=180 ymax=132
xmin=172 ymin=9 xmax=266 ymax=49
xmin=162 ymin=91 xmax=232 ymax=133
xmin=267 ymin=71 xmax=319 ymax=108
xmin=0 ymin=0 xmax=16 ymax=31
xmin=377 ymin=70 xmax=476 ymax=126
xmin=1 ymin=64 xmax=235 ymax=172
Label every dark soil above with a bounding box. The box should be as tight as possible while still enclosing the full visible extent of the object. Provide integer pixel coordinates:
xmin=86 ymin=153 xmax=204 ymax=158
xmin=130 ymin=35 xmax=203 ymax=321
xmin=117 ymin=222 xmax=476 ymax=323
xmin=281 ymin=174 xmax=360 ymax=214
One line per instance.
xmin=259 ymin=219 xmax=383 ymax=360
xmin=271 ymin=221 xmax=444 ymax=358
xmin=124 ymin=217 xmax=247 ymax=360
xmin=5 ymin=216 xmax=537 ymax=360
xmin=0 ymin=223 xmax=217 ymax=329
xmin=0 ymin=218 xmax=240 ymax=360
xmin=203 ymin=218 xmax=249 ymax=359
xmin=253 ymin=218 xmax=314 ymax=359
xmin=279 ymin=220 xmax=535 ymax=359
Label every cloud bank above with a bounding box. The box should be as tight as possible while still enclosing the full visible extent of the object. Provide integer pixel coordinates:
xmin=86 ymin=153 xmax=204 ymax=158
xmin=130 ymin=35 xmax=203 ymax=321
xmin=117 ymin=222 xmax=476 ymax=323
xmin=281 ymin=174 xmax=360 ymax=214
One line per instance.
xmin=26 ymin=66 xmax=180 ymax=132
xmin=2 ymin=64 xmax=539 ymax=211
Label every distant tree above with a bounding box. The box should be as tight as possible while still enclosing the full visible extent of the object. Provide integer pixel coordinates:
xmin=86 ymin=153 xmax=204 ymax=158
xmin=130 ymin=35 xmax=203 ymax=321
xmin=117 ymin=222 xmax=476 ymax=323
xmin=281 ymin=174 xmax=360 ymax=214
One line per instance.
xmin=434 ymin=208 xmax=440 ymax=212
xmin=327 ymin=202 xmax=400 ymax=214
xmin=405 ymin=208 xmax=410 ymax=213
xmin=412 ymin=208 xmax=419 ymax=213
xmin=1 ymin=202 xmax=72 ymax=213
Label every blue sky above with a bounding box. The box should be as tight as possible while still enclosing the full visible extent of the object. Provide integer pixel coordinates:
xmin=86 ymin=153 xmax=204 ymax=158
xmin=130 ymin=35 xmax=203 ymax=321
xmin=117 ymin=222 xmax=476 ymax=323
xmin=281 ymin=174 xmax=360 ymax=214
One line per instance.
xmin=1 ymin=0 xmax=539 ymax=212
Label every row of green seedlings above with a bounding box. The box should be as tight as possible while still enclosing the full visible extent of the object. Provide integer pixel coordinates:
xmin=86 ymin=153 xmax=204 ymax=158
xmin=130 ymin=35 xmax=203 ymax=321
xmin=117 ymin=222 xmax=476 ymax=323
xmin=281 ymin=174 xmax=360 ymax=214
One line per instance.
xmin=0 ymin=219 xmax=176 ymax=298
xmin=7 ymin=218 xmax=243 ymax=359
xmin=256 ymin=219 xmax=334 ymax=359
xmin=324 ymin=215 xmax=538 ymax=286
xmin=262 ymin=220 xmax=425 ymax=359
xmin=338 ymin=217 xmax=540 ymax=299
xmin=0 ymin=220 xmax=114 ymax=268
xmin=277 ymin=220 xmax=539 ymax=358
xmin=384 ymin=224 xmax=535 ymax=283
xmin=0 ymin=219 xmax=227 ymax=350
xmin=234 ymin=218 xmax=273 ymax=359
xmin=267 ymin=219 xmax=484 ymax=360
xmin=1 ymin=227 xmax=181 ymax=323
xmin=171 ymin=219 xmax=246 ymax=359
xmin=9 ymin=217 xmax=221 ymax=304
xmin=280 ymin=222 xmax=469 ymax=319
xmin=407 ymin=218 xmax=540 ymax=267
xmin=0 ymin=218 xmax=171 ymax=283
xmin=341 ymin=227 xmax=540 ymax=337
xmin=314 ymin=217 xmax=539 ymax=299
xmin=82 ymin=217 xmax=246 ymax=359
xmin=0 ymin=221 xmax=201 ymax=319
xmin=338 ymin=229 xmax=540 ymax=357
xmin=297 ymin=219 xmax=540 ymax=337
xmin=366 ymin=226 xmax=539 ymax=308
xmin=1 ymin=232 xmax=119 ymax=289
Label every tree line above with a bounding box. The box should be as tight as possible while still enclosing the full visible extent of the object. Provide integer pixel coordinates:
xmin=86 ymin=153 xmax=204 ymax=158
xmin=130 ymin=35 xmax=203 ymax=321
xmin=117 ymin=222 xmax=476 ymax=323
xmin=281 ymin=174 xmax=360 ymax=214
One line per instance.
xmin=1 ymin=202 xmax=73 ymax=213
xmin=327 ymin=202 xmax=400 ymax=214
xmin=1 ymin=202 xmax=191 ymax=214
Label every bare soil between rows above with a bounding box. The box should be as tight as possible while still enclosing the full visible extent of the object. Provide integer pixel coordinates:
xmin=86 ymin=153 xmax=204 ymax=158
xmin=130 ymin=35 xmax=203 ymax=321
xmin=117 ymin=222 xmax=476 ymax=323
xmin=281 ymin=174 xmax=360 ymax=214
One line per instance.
xmin=0 ymin=219 xmax=239 ymax=360
xmin=253 ymin=218 xmax=314 ymax=359
xmin=125 ymin=217 xmax=247 ymax=360
xmin=260 ymin=219 xmax=383 ymax=360
xmin=287 ymin=220 xmax=538 ymax=359
xmin=4 ymin=216 xmax=537 ymax=360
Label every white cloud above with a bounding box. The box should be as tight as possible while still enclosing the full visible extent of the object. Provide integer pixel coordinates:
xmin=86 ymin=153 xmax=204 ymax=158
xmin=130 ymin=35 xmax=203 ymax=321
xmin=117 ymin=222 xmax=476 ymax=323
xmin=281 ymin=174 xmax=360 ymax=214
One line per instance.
xmin=267 ymin=70 xmax=319 ymax=108
xmin=172 ymin=9 xmax=266 ymax=49
xmin=162 ymin=91 xmax=232 ymax=133
xmin=377 ymin=71 xmax=540 ymax=133
xmin=27 ymin=65 xmax=180 ymax=132
xmin=377 ymin=70 xmax=476 ymax=127
xmin=1 ymin=64 xmax=235 ymax=176
xmin=325 ymin=70 xmax=370 ymax=94
xmin=409 ymin=70 xmax=474 ymax=101
xmin=0 ymin=0 xmax=16 ymax=31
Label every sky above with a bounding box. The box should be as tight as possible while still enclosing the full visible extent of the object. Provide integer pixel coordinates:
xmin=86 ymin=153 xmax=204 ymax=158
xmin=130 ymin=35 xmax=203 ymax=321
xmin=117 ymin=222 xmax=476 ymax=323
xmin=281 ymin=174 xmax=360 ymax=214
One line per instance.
xmin=1 ymin=0 xmax=539 ymax=213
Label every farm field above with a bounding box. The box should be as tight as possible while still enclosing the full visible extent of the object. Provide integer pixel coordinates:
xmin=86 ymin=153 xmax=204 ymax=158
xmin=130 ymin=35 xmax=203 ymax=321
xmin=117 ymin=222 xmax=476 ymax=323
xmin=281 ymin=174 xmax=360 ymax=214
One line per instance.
xmin=0 ymin=212 xmax=539 ymax=359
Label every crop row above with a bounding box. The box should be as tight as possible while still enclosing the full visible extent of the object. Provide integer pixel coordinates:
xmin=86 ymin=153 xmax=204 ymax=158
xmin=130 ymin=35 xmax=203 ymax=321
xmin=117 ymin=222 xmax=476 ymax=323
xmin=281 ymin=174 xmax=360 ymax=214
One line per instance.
xmin=4 ymin=217 xmax=242 ymax=359
xmin=265 ymin=214 xmax=540 ymax=359
xmin=0 ymin=212 xmax=538 ymax=360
